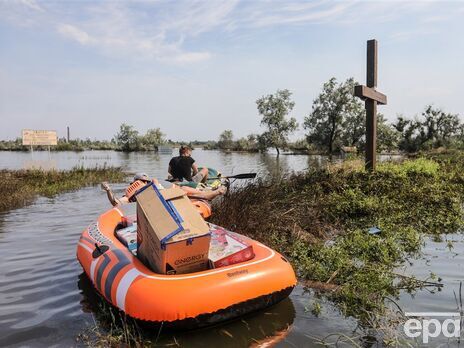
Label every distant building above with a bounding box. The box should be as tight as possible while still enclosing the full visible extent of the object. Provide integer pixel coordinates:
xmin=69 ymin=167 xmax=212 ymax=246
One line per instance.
xmin=155 ymin=145 xmax=173 ymax=154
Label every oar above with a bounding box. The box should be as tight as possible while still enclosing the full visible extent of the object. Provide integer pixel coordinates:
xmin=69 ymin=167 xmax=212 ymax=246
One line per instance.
xmin=165 ymin=173 xmax=257 ymax=182
xmin=209 ymin=173 xmax=257 ymax=180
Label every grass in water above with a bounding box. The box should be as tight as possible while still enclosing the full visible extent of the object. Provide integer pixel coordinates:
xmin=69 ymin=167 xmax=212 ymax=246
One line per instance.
xmin=211 ymin=152 xmax=464 ymax=342
xmin=0 ymin=166 xmax=126 ymax=212
xmin=71 ymin=152 xmax=463 ymax=346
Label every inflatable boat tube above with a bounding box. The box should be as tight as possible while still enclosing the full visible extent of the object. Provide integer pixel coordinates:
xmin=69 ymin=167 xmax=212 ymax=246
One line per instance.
xmin=76 ymin=206 xmax=297 ymax=327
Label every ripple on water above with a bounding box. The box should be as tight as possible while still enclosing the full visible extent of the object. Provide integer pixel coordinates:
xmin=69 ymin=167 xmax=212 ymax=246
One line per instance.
xmin=0 ymin=188 xmax=103 ymax=346
xmin=0 ymin=326 xmax=58 ymax=348
xmin=2 ymin=150 xmax=457 ymax=347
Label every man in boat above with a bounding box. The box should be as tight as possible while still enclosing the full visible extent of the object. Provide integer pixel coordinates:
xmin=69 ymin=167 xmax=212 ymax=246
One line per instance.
xmin=168 ymin=145 xmax=208 ymax=184
xmin=102 ymin=172 xmax=226 ymax=207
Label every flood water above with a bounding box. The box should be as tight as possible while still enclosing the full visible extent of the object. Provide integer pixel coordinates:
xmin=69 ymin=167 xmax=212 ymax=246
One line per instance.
xmin=0 ymin=150 xmax=461 ymax=347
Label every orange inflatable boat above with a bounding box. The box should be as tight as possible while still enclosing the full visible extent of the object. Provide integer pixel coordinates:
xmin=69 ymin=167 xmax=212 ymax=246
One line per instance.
xmin=76 ymin=205 xmax=297 ymax=327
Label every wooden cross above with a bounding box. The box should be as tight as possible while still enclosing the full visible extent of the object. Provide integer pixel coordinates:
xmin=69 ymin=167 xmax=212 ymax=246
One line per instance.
xmin=354 ymin=39 xmax=387 ymax=171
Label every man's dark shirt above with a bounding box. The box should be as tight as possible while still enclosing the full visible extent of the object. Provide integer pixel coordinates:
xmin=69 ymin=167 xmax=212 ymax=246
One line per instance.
xmin=169 ymin=156 xmax=195 ymax=181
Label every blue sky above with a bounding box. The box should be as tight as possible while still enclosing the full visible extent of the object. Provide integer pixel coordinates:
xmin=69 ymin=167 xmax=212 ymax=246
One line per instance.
xmin=0 ymin=0 xmax=463 ymax=141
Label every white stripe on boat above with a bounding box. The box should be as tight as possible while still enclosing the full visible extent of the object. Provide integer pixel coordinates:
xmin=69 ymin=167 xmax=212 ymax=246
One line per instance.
xmin=78 ymin=242 xmax=93 ymax=253
xmin=90 ymin=259 xmax=98 ymax=283
xmin=116 ymin=268 xmax=140 ymax=311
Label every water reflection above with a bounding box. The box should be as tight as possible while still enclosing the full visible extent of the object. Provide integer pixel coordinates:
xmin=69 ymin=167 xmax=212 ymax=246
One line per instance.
xmin=77 ymin=272 xmax=296 ymax=347
xmin=0 ymin=150 xmax=315 ymax=176
xmin=0 ymin=150 xmax=404 ymax=177
xmin=0 ymin=149 xmax=417 ymax=347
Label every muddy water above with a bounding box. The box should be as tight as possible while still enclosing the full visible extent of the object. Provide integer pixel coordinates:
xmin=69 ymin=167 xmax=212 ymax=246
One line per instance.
xmin=0 ymin=150 xmax=460 ymax=347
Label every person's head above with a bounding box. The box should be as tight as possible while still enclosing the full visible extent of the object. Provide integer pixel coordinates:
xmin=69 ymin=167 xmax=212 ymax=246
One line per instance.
xmin=133 ymin=173 xmax=150 ymax=184
xmin=179 ymin=145 xmax=192 ymax=156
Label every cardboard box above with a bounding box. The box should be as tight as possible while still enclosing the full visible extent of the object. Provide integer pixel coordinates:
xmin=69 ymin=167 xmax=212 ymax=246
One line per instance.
xmin=136 ymin=184 xmax=211 ymax=275
xmin=208 ymin=225 xmax=254 ymax=268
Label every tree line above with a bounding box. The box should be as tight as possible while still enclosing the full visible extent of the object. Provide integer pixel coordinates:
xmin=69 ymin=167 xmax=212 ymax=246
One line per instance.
xmin=1 ymin=77 xmax=462 ymax=154
xmin=114 ymin=124 xmax=166 ymax=152
xmin=212 ymin=77 xmax=464 ymax=155
xmin=0 ymin=125 xmax=167 ymax=152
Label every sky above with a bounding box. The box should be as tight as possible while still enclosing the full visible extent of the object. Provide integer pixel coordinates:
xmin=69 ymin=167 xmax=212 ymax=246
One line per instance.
xmin=0 ymin=0 xmax=463 ymax=142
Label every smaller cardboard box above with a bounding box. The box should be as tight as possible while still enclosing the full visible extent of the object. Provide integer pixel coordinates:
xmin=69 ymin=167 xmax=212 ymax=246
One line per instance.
xmin=208 ymin=225 xmax=254 ymax=268
xmin=116 ymin=224 xmax=138 ymax=255
xmin=136 ymin=184 xmax=211 ymax=274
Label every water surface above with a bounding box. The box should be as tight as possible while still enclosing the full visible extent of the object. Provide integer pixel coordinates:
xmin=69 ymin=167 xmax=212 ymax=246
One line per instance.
xmin=0 ymin=150 xmax=460 ymax=347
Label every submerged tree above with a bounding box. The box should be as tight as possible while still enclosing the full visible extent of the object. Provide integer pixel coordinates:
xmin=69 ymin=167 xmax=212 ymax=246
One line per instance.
xmin=304 ymin=78 xmax=362 ymax=154
xmin=140 ymin=128 xmax=165 ymax=150
xmin=340 ymin=98 xmax=366 ymax=148
xmin=115 ymin=124 xmax=167 ymax=151
xmin=115 ymin=123 xmax=139 ymax=152
xmin=256 ymin=89 xmax=298 ymax=155
xmin=218 ymin=130 xmax=234 ymax=150
xmin=376 ymin=115 xmax=401 ymax=153
xmin=394 ymin=106 xmax=461 ymax=152
xmin=304 ymin=77 xmax=401 ymax=154
xmin=235 ymin=134 xmax=259 ymax=152
xmin=343 ymin=113 xmax=400 ymax=153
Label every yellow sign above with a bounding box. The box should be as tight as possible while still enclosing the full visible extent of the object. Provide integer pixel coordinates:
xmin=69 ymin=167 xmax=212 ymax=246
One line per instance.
xmin=22 ymin=129 xmax=58 ymax=146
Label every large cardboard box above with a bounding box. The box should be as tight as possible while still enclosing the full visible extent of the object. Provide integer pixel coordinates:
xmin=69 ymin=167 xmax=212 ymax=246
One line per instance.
xmin=208 ymin=225 xmax=254 ymax=268
xmin=136 ymin=184 xmax=211 ymax=274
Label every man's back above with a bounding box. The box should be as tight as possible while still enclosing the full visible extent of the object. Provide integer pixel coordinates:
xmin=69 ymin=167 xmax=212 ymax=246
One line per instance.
xmin=169 ymin=155 xmax=194 ymax=181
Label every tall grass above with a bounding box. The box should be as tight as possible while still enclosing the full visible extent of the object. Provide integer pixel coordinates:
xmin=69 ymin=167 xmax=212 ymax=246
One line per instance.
xmin=0 ymin=166 xmax=126 ymax=212
xmin=211 ymin=153 xmax=464 ymax=326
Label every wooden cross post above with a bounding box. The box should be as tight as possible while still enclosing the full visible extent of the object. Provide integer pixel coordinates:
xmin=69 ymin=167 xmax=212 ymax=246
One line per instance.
xmin=354 ymin=39 xmax=387 ymax=171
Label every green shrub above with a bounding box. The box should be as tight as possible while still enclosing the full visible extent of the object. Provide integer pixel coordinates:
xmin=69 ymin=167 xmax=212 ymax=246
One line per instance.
xmin=212 ymin=154 xmax=464 ymax=322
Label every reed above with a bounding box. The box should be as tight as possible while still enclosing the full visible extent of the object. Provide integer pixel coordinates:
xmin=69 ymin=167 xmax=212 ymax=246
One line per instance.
xmin=0 ymin=166 xmax=126 ymax=212
xmin=211 ymin=152 xmax=464 ymax=329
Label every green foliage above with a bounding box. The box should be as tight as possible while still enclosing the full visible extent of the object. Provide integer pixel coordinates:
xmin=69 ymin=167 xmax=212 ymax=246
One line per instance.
xmin=114 ymin=124 xmax=166 ymax=152
xmin=0 ymin=166 xmax=126 ymax=212
xmin=376 ymin=115 xmax=401 ymax=152
xmin=311 ymin=302 xmax=322 ymax=316
xmin=115 ymin=123 xmax=139 ymax=152
xmin=377 ymin=158 xmax=439 ymax=177
xmin=212 ymin=154 xmax=464 ymax=323
xmin=304 ymin=78 xmax=362 ymax=154
xmin=213 ymin=131 xmax=259 ymax=152
xmin=304 ymin=78 xmax=400 ymax=154
xmin=256 ymin=89 xmax=298 ymax=155
xmin=140 ymin=128 xmax=165 ymax=150
xmin=394 ymin=105 xmax=462 ymax=152
xmin=288 ymin=138 xmax=311 ymax=152
xmin=234 ymin=134 xmax=259 ymax=152
xmin=0 ymin=138 xmax=117 ymax=151
xmin=218 ymin=130 xmax=234 ymax=150
xmin=0 ymin=138 xmax=26 ymax=151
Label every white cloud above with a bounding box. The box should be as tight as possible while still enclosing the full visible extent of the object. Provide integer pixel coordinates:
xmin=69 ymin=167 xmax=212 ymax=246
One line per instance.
xmin=0 ymin=0 xmax=461 ymax=63
xmin=17 ymin=0 xmax=43 ymax=12
xmin=246 ymin=2 xmax=355 ymax=28
xmin=57 ymin=24 xmax=96 ymax=46
xmin=388 ymin=28 xmax=436 ymax=43
xmin=161 ymin=0 xmax=239 ymax=36
xmin=0 ymin=0 xmax=46 ymax=27
xmin=172 ymin=51 xmax=212 ymax=63
xmin=52 ymin=2 xmax=216 ymax=63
